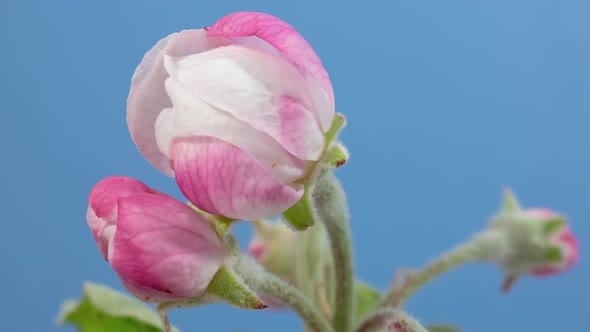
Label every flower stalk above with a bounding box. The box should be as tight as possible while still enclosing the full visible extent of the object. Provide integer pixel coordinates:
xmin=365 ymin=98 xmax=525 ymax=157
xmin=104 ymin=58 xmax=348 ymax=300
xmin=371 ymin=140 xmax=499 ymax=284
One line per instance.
xmin=236 ymin=255 xmax=334 ymax=332
xmin=312 ymin=172 xmax=354 ymax=332
xmin=376 ymin=234 xmax=490 ymax=309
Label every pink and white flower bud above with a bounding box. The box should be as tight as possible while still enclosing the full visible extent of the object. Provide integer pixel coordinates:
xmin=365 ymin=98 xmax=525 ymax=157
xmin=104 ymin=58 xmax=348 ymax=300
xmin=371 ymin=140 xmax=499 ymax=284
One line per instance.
xmin=489 ymin=192 xmax=580 ymax=292
xmin=87 ymin=176 xmax=225 ymax=302
xmin=127 ymin=12 xmax=335 ymax=221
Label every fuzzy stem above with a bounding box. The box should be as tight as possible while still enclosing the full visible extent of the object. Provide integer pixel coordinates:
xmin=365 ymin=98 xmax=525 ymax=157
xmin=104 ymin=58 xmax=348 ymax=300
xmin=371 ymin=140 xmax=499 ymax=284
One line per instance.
xmin=376 ymin=232 xmax=497 ymax=309
xmin=312 ymin=172 xmax=354 ymax=332
xmin=237 ymin=255 xmax=334 ymax=332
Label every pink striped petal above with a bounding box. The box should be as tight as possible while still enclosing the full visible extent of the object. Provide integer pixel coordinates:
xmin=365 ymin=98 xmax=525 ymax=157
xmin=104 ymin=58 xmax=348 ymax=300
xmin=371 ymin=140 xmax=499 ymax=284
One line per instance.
xmin=208 ymin=12 xmax=335 ymax=123
xmin=110 ymin=192 xmax=225 ymax=302
xmin=164 ymin=45 xmax=325 ymax=161
xmin=127 ymin=30 xmax=231 ymax=176
xmin=170 ymin=136 xmax=303 ymax=220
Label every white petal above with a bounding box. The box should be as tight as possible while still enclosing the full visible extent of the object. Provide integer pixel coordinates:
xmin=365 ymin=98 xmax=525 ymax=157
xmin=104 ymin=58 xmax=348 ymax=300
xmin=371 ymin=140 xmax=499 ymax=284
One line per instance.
xmin=163 ymin=45 xmax=325 ymax=161
xmin=156 ymin=78 xmax=310 ymax=184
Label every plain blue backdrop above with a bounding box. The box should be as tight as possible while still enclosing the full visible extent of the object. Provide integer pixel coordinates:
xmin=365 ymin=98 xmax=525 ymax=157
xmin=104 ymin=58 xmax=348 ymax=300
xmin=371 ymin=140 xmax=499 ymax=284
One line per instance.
xmin=1 ymin=0 xmax=588 ymax=331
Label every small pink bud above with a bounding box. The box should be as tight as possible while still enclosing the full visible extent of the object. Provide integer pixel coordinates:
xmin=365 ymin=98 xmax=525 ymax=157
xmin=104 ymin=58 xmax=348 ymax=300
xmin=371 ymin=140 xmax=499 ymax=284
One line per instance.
xmin=87 ymin=176 xmax=225 ymax=303
xmin=127 ymin=12 xmax=337 ymax=220
xmin=491 ymin=191 xmax=580 ymax=292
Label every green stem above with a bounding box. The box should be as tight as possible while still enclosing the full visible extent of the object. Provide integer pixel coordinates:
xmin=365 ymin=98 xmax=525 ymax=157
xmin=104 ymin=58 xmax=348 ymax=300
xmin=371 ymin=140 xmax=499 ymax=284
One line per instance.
xmin=312 ymin=173 xmax=354 ymax=332
xmin=237 ymin=255 xmax=334 ymax=332
xmin=376 ymin=232 xmax=497 ymax=308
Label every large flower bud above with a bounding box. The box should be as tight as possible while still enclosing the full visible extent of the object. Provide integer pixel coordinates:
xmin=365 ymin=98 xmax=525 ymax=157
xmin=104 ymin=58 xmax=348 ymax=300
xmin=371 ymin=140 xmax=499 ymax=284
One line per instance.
xmin=127 ymin=12 xmax=335 ymax=221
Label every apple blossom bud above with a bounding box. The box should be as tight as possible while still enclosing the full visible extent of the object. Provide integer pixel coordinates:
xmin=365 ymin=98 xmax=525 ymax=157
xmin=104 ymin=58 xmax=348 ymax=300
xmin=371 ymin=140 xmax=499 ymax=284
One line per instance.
xmin=486 ymin=189 xmax=579 ymax=291
xmin=87 ymin=176 xmax=226 ymax=303
xmin=127 ymin=12 xmax=339 ymax=221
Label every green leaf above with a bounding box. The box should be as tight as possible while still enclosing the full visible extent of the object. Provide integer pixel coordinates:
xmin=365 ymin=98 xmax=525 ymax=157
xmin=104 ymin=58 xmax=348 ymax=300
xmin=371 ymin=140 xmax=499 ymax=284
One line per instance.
xmin=354 ymin=281 xmax=381 ymax=324
xmin=57 ymin=282 xmax=180 ymax=332
xmin=427 ymin=324 xmax=462 ymax=332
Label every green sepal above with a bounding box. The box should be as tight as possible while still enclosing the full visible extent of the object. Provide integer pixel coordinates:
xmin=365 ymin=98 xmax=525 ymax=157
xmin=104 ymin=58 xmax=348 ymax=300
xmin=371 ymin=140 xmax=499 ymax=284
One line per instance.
xmin=354 ymin=281 xmax=381 ymax=325
xmin=56 ymin=282 xmax=180 ymax=332
xmin=543 ymin=217 xmax=566 ymax=235
xmin=321 ymin=143 xmax=349 ymax=169
xmin=543 ymin=245 xmax=563 ymax=262
xmin=206 ymin=265 xmax=267 ymax=309
xmin=427 ymin=324 xmax=463 ymax=332
xmin=188 ymin=202 xmax=235 ymax=238
xmin=502 ymin=188 xmax=521 ymax=212
xmin=206 ymin=215 xmax=235 ymax=238
xmin=325 ymin=112 xmax=346 ymax=144
xmin=283 ymin=186 xmax=315 ymax=230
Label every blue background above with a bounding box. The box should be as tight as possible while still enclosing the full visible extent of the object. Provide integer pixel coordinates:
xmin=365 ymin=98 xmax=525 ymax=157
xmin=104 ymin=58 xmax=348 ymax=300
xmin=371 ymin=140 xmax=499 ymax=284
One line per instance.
xmin=1 ymin=0 xmax=588 ymax=331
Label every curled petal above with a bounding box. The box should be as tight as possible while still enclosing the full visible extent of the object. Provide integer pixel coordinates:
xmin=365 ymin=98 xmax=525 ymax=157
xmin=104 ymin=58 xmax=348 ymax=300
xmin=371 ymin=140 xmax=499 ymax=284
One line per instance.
xmin=208 ymin=12 xmax=335 ymax=130
xmin=170 ymin=136 xmax=303 ymax=220
xmin=110 ymin=192 xmax=225 ymax=302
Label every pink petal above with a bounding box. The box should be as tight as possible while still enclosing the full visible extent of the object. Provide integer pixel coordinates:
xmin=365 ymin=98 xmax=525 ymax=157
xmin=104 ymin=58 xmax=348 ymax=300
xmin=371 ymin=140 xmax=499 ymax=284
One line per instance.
xmin=164 ymin=45 xmax=325 ymax=161
xmin=170 ymin=136 xmax=304 ymax=220
xmin=86 ymin=207 xmax=111 ymax=260
xmin=88 ymin=176 xmax=153 ymax=219
xmin=127 ymin=30 xmax=231 ymax=176
xmin=207 ymin=12 xmax=335 ymax=131
xmin=560 ymin=229 xmax=580 ymax=269
xmin=87 ymin=176 xmax=155 ymax=260
xmin=110 ymin=192 xmax=225 ymax=302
